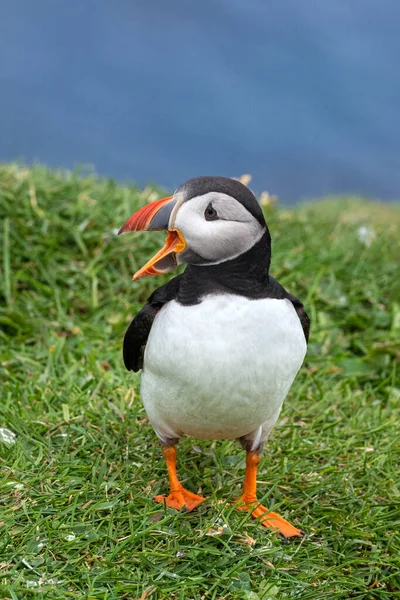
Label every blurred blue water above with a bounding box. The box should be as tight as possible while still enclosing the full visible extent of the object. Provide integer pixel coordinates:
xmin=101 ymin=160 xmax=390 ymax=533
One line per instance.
xmin=0 ymin=0 xmax=399 ymax=201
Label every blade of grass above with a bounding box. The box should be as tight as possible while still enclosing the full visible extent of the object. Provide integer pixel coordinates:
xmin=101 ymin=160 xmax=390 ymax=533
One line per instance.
xmin=3 ymin=216 xmax=11 ymax=304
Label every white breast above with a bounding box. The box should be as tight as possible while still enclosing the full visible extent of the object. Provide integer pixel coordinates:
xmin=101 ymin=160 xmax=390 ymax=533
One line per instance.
xmin=141 ymin=294 xmax=307 ymax=444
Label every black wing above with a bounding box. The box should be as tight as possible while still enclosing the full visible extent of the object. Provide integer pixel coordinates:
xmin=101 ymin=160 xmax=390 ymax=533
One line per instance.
xmin=267 ymin=276 xmax=310 ymax=343
xmin=123 ymin=274 xmax=183 ymax=372
xmin=286 ymin=292 xmax=310 ymax=342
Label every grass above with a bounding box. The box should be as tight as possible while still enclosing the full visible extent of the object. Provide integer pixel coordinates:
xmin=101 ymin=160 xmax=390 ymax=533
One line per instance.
xmin=0 ymin=163 xmax=399 ymax=600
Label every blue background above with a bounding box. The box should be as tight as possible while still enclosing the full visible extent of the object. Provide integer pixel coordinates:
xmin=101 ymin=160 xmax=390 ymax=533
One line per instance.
xmin=1 ymin=0 xmax=399 ymax=201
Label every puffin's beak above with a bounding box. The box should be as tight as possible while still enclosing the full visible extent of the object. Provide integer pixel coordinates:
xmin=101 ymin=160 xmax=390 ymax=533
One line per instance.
xmin=118 ymin=196 xmax=186 ymax=280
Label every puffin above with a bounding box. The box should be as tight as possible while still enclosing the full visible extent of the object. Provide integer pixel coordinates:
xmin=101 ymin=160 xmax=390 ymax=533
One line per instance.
xmin=119 ymin=176 xmax=309 ymax=538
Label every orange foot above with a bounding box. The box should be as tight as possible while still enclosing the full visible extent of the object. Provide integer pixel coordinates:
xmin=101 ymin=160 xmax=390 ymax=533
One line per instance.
xmin=235 ymin=495 xmax=302 ymax=538
xmin=154 ymin=487 xmax=206 ymax=512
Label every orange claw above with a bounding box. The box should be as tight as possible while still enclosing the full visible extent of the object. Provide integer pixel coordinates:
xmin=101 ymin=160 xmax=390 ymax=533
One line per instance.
xmin=234 ymin=451 xmax=302 ymax=538
xmin=154 ymin=488 xmax=206 ymax=512
xmin=155 ymin=446 xmax=206 ymax=512
xmin=236 ymin=495 xmax=302 ymax=537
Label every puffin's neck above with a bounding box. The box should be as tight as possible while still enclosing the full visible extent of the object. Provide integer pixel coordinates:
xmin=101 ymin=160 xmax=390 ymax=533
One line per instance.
xmin=177 ymin=231 xmax=271 ymax=305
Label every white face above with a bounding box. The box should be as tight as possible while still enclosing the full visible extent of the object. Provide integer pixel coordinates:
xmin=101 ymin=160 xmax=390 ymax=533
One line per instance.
xmin=169 ymin=192 xmax=265 ymax=265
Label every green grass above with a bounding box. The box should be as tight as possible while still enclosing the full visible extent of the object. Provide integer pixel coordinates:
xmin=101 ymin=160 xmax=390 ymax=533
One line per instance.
xmin=0 ymin=163 xmax=399 ymax=599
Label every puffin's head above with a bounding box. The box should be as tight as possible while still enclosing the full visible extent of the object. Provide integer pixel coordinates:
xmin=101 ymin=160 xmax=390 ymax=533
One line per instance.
xmin=119 ymin=176 xmax=268 ymax=280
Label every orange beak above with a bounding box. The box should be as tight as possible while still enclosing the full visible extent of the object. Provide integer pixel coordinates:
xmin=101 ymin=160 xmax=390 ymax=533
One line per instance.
xmin=118 ymin=195 xmax=186 ymax=280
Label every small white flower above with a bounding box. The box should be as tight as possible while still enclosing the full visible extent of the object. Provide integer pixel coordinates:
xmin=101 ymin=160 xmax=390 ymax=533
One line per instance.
xmin=46 ymin=578 xmax=63 ymax=585
xmin=357 ymin=225 xmax=376 ymax=247
xmin=0 ymin=427 xmax=16 ymax=445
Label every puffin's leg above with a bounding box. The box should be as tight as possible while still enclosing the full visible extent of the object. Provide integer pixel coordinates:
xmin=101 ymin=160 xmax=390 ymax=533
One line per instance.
xmin=154 ymin=446 xmax=206 ymax=512
xmin=234 ymin=450 xmax=302 ymax=538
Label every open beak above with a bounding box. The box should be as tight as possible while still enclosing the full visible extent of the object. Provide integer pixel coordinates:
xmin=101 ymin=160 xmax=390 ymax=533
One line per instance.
xmin=118 ymin=195 xmax=186 ymax=280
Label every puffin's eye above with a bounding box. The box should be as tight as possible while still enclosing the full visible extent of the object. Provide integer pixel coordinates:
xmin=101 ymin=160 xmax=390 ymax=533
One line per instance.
xmin=204 ymin=203 xmax=219 ymax=221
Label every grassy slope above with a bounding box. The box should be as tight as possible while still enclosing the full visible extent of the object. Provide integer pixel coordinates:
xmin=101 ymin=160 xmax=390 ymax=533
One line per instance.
xmin=0 ymin=164 xmax=399 ymax=600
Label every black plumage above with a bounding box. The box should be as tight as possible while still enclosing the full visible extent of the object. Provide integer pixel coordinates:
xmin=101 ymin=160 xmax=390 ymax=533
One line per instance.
xmin=123 ymin=232 xmax=309 ymax=371
xmin=123 ymin=275 xmax=182 ymax=371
